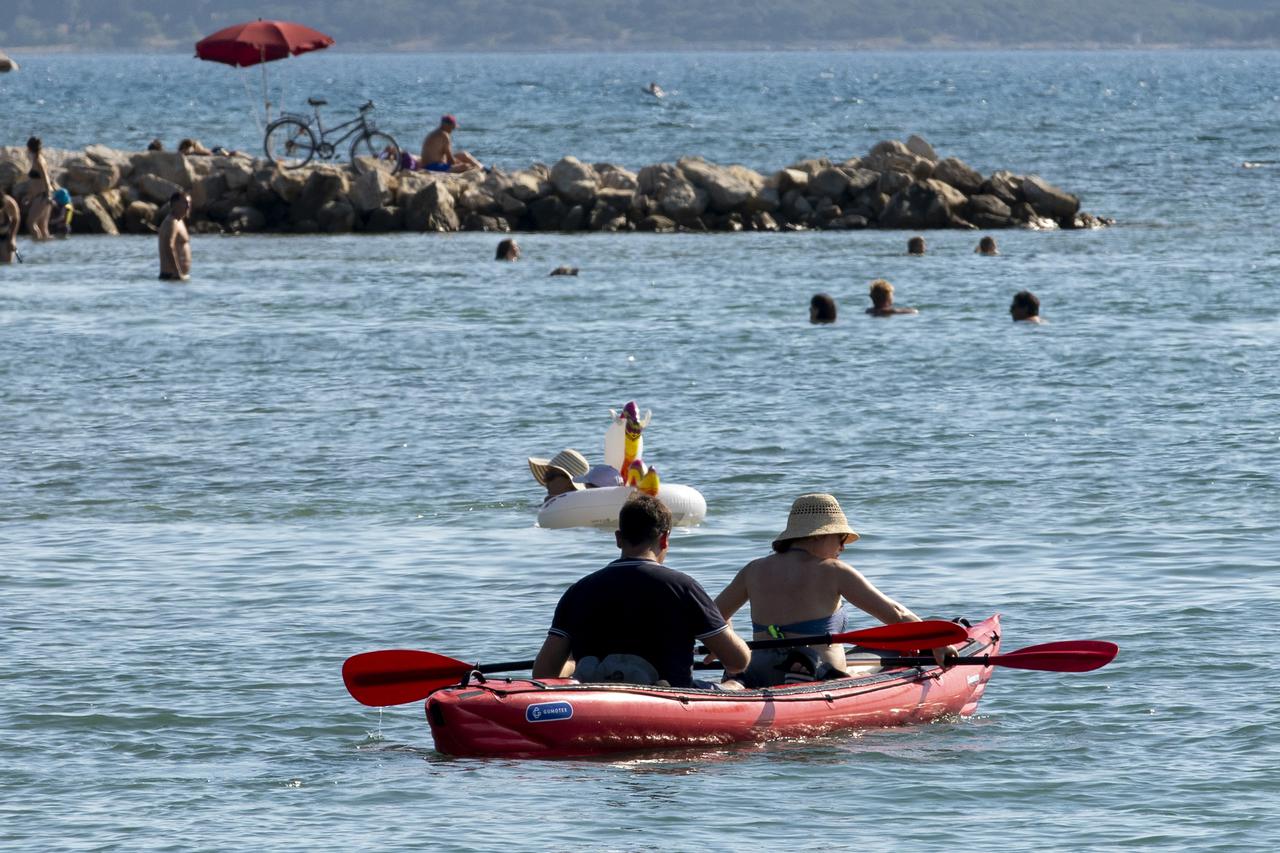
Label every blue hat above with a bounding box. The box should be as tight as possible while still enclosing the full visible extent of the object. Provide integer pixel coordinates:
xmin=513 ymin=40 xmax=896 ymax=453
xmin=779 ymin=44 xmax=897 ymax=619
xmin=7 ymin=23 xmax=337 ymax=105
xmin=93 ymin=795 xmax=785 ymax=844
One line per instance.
xmin=53 ymin=188 xmax=72 ymax=206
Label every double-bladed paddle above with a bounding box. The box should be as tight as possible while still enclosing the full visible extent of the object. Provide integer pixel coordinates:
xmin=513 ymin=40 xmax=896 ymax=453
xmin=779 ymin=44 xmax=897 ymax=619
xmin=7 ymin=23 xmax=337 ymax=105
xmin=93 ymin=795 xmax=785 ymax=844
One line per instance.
xmin=343 ymin=620 xmax=970 ymax=707
xmin=844 ymin=640 xmax=1119 ymax=673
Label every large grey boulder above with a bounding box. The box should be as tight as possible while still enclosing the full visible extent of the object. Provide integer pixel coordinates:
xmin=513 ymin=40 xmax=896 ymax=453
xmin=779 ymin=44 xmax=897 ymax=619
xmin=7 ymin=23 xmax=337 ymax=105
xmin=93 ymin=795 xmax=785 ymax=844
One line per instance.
xmin=130 ymin=151 xmax=195 ymax=189
xmin=226 ymin=206 xmax=267 ymax=233
xmin=863 ymin=140 xmax=929 ymax=176
xmin=678 ymin=157 xmax=764 ymax=212
xmin=364 ymin=206 xmax=403 ymax=232
xmin=924 ymin=178 xmax=968 ymax=211
xmin=597 ymin=164 xmax=638 ymax=191
xmin=810 ymin=167 xmax=852 ymax=199
xmin=296 ymin=169 xmax=350 ymax=217
xmin=405 ymin=182 xmax=459 ymax=231
xmin=964 ymin=194 xmax=1015 ymax=228
xmin=877 ymin=170 xmax=913 ymax=197
xmin=268 ymin=169 xmax=308 ymax=204
xmin=348 ymin=169 xmax=396 ymax=213
xmin=595 ymin=187 xmax=635 ymax=212
xmin=637 ymin=163 xmax=680 ymax=197
xmin=776 ymin=168 xmax=810 ymax=193
xmin=879 ymin=182 xmax=965 ymax=229
xmin=507 ymin=170 xmax=551 ymax=202
xmin=843 ymin=168 xmax=879 ymax=195
xmin=190 ymin=173 xmax=226 ymax=213
xmin=550 ymin=156 xmax=598 ymax=205
xmin=528 ymin=194 xmax=567 ymax=230
xmin=906 ymin=135 xmax=938 ymax=162
xmin=636 ymin=214 xmax=677 ymax=233
xmin=137 ymin=173 xmax=183 ymax=204
xmin=932 ymin=157 xmax=984 ymax=195
xmin=60 ymin=157 xmax=119 ymax=196
xmin=657 ymin=177 xmax=708 ymax=220
xmin=1022 ymin=175 xmax=1080 ymax=219
xmin=123 ymin=200 xmax=159 ymax=234
xmin=981 ymin=171 xmax=1022 ymax=205
xmin=75 ymin=195 xmax=120 ymax=235
xmin=317 ymin=200 xmax=356 ymax=233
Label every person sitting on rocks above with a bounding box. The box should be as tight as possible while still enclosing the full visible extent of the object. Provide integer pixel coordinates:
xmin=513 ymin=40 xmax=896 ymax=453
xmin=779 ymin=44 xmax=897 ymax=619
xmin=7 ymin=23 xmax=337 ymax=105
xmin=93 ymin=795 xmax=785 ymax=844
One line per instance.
xmin=178 ymin=138 xmax=212 ymax=156
xmin=528 ymin=448 xmax=590 ymax=503
xmin=810 ymin=293 xmax=837 ymax=324
xmin=0 ymin=191 xmax=20 ymax=264
xmin=907 ymin=235 xmax=926 ymax=255
xmin=420 ymin=115 xmax=483 ymax=174
xmin=147 ymin=139 xmax=165 ymax=151
xmin=1010 ymin=290 xmax=1044 ymax=324
xmin=495 ymin=238 xmax=520 ymax=261
xmin=866 ymin=279 xmax=918 ymax=317
xmin=976 ymin=235 xmax=999 ymax=255
xmin=714 ymin=493 xmax=956 ymax=689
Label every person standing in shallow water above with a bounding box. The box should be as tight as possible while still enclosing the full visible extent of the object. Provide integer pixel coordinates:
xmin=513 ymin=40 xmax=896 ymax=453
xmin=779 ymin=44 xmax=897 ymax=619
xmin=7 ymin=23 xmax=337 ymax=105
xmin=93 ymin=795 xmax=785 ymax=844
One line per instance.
xmin=809 ymin=293 xmax=837 ymax=324
xmin=158 ymin=192 xmax=192 ymax=281
xmin=1010 ymin=290 xmax=1044 ymax=324
xmin=865 ymin=279 xmax=918 ymax=316
xmin=0 ymin=191 xmax=20 ymax=264
xmin=24 ymin=137 xmax=53 ymax=242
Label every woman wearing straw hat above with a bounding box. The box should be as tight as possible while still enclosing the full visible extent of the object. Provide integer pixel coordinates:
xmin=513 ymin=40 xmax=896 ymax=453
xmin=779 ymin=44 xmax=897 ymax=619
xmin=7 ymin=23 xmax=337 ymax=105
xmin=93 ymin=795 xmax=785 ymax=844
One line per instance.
xmin=713 ymin=493 xmax=955 ymax=687
xmin=528 ymin=448 xmax=590 ymax=504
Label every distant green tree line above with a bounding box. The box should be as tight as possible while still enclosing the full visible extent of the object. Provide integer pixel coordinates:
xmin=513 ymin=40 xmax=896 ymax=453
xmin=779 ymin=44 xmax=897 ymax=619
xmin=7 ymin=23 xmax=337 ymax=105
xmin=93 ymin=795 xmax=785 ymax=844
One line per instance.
xmin=3 ymin=0 xmax=1278 ymax=48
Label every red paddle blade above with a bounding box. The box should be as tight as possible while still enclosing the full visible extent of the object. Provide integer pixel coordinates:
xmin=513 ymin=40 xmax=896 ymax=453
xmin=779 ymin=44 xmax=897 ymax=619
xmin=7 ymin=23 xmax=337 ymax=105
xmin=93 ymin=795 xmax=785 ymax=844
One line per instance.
xmin=992 ymin=640 xmax=1119 ymax=672
xmin=835 ymin=620 xmax=970 ymax=651
xmin=342 ymin=649 xmax=473 ymax=707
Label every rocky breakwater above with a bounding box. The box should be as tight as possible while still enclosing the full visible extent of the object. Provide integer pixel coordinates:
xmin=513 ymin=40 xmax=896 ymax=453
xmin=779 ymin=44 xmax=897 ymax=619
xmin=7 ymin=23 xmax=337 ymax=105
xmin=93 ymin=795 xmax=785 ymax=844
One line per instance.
xmin=0 ymin=135 xmax=1110 ymax=237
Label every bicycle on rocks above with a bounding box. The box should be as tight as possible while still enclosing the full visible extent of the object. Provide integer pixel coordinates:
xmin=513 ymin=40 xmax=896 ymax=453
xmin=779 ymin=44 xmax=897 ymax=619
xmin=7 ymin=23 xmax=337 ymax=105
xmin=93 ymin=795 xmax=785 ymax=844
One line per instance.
xmin=264 ymin=98 xmax=400 ymax=175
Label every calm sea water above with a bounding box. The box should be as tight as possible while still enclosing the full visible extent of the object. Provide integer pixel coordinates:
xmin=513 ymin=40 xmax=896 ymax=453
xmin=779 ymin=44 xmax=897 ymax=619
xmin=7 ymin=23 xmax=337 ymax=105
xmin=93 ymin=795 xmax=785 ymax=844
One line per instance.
xmin=2 ymin=51 xmax=1279 ymax=851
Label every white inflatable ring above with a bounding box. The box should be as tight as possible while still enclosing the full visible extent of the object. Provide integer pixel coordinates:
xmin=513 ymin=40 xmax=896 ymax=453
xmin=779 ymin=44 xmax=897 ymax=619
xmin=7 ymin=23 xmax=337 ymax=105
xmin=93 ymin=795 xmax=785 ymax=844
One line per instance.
xmin=536 ymin=484 xmax=707 ymax=529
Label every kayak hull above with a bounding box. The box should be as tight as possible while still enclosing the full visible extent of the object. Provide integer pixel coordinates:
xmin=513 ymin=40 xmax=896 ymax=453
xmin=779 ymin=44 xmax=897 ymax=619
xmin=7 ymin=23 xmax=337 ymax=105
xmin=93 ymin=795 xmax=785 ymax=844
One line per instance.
xmin=426 ymin=615 xmax=1000 ymax=758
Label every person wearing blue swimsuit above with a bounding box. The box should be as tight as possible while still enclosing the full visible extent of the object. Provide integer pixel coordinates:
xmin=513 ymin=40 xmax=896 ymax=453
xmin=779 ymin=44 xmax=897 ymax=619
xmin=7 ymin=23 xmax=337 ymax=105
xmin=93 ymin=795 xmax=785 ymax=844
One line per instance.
xmin=713 ymin=493 xmax=955 ymax=687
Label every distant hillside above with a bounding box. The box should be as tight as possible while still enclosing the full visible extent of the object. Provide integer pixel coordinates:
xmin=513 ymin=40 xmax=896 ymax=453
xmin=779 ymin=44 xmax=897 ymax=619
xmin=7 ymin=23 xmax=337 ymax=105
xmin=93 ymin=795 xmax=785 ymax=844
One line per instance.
xmin=4 ymin=0 xmax=1279 ymax=49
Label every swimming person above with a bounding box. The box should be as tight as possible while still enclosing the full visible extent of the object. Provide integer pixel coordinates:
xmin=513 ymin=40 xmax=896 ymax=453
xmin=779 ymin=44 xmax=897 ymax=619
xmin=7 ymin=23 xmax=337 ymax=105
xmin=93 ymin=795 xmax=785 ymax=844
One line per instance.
xmin=0 ymin=191 xmax=20 ymax=263
xmin=532 ymin=494 xmax=751 ymax=688
xmin=907 ymin=235 xmax=926 ymax=255
xmin=24 ymin=137 xmax=53 ymax=242
xmin=976 ymin=235 xmax=999 ymax=255
xmin=495 ymin=238 xmax=520 ymax=261
xmin=645 ymin=82 xmax=666 ymax=98
xmin=528 ymin=448 xmax=590 ymax=503
xmin=865 ymin=279 xmax=918 ymax=316
xmin=1010 ymin=290 xmax=1044 ymax=324
xmin=714 ymin=493 xmax=957 ymax=688
xmin=809 ymin=293 xmax=837 ymax=324
xmin=420 ymin=115 xmax=483 ymax=173
xmin=157 ymin=192 xmax=192 ymax=281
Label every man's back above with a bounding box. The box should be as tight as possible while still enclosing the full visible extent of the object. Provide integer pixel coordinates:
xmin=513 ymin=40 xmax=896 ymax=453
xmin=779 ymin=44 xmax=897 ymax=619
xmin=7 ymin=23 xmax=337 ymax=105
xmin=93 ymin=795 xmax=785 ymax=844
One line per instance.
xmin=550 ymin=557 xmax=726 ymax=687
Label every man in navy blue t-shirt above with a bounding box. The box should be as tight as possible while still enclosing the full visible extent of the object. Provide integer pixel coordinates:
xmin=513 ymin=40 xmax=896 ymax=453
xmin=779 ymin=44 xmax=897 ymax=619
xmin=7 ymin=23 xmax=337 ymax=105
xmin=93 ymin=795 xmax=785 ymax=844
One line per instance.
xmin=532 ymin=494 xmax=751 ymax=688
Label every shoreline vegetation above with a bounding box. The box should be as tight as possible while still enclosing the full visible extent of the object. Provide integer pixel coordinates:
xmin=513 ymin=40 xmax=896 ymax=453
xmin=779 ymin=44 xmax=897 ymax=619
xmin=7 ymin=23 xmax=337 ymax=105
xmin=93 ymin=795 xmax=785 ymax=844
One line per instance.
xmin=0 ymin=137 xmax=1110 ymax=237
xmin=2 ymin=0 xmax=1278 ymax=51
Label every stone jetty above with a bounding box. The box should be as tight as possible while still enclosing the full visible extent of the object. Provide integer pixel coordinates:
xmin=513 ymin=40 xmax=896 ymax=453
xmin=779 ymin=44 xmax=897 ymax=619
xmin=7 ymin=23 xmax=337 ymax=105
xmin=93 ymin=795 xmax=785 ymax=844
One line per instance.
xmin=0 ymin=135 xmax=1110 ymax=236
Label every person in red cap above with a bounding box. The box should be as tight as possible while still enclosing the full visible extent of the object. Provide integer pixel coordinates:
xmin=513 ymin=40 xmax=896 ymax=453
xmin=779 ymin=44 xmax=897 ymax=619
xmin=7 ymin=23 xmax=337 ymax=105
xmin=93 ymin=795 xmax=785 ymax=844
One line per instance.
xmin=419 ymin=114 xmax=484 ymax=173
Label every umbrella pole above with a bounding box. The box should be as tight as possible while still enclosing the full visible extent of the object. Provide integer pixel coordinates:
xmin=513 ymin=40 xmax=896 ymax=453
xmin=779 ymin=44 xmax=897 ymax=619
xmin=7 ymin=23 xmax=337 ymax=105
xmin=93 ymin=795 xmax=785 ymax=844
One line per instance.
xmin=260 ymin=46 xmax=269 ymax=123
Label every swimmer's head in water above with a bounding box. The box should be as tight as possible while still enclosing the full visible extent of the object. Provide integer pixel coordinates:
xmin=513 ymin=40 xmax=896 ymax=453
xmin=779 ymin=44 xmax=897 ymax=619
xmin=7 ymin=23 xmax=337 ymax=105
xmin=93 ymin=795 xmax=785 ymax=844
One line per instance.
xmin=441 ymin=114 xmax=458 ymax=128
xmin=1010 ymin=290 xmax=1040 ymax=320
xmin=977 ymin=235 xmax=999 ymax=255
xmin=907 ymin=236 xmax=925 ymax=255
xmin=809 ymin=293 xmax=837 ymax=324
xmin=869 ymin=279 xmax=894 ymax=307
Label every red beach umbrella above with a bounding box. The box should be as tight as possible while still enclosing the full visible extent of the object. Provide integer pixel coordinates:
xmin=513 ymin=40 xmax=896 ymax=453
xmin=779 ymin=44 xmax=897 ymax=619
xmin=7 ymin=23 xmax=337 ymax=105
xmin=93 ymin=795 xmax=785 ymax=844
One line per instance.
xmin=195 ymin=19 xmax=335 ymax=121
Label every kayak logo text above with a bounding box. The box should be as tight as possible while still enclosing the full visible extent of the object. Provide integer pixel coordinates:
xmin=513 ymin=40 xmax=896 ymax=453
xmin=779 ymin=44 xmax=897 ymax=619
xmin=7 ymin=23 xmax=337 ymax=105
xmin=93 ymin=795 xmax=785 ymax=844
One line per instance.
xmin=526 ymin=701 xmax=574 ymax=723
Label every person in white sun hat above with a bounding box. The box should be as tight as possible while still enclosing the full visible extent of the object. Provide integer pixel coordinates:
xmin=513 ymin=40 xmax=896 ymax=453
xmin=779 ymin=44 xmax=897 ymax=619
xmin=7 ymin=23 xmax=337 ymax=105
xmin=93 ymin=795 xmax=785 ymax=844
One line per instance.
xmin=712 ymin=493 xmax=957 ymax=688
xmin=528 ymin=449 xmax=590 ymax=503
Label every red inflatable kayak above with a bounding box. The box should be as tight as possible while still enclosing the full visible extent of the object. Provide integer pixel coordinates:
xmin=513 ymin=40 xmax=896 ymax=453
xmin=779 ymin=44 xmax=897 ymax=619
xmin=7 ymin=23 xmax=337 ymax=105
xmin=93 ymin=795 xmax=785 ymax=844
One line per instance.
xmin=426 ymin=614 xmax=1001 ymax=758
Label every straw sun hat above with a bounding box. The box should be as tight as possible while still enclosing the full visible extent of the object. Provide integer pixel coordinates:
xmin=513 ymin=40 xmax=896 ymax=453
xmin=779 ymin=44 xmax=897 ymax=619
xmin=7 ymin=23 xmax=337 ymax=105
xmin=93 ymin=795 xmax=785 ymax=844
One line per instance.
xmin=528 ymin=449 xmax=589 ymax=488
xmin=772 ymin=493 xmax=860 ymax=549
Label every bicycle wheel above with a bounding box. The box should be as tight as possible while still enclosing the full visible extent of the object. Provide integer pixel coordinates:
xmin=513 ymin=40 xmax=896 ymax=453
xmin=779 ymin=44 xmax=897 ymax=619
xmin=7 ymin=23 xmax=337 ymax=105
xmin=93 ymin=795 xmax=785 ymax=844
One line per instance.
xmin=264 ymin=118 xmax=317 ymax=169
xmin=350 ymin=131 xmax=400 ymax=175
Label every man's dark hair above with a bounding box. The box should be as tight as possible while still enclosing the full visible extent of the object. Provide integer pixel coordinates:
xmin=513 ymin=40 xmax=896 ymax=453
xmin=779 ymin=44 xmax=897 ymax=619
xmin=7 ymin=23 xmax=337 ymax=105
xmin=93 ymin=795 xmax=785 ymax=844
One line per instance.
xmin=907 ymin=235 xmax=925 ymax=255
xmin=170 ymin=191 xmax=188 ymax=204
xmin=810 ymin=292 xmax=836 ymax=324
xmin=26 ymin=136 xmax=42 ymax=153
xmin=1012 ymin=290 xmax=1040 ymax=316
xmin=618 ymin=494 xmax=671 ymax=547
xmin=495 ymin=238 xmax=517 ymax=260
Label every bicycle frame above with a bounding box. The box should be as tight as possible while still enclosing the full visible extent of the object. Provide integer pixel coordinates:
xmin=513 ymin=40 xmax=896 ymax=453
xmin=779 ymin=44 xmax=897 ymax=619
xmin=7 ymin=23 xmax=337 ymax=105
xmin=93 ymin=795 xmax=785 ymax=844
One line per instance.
xmin=287 ymin=105 xmax=376 ymax=154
